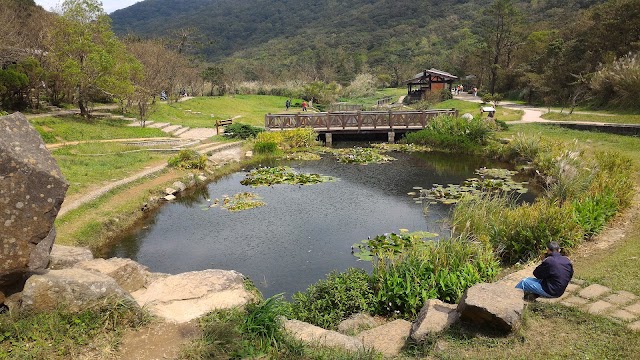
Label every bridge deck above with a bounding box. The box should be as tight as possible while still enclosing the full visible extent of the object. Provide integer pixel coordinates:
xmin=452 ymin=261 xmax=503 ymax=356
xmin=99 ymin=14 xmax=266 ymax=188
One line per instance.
xmin=265 ymin=109 xmax=458 ymax=132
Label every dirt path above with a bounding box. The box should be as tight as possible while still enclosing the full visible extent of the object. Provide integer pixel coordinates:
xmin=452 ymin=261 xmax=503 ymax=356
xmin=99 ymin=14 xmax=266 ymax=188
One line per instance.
xmin=117 ymin=321 xmax=200 ymax=360
xmin=59 ymin=161 xmax=170 ymax=217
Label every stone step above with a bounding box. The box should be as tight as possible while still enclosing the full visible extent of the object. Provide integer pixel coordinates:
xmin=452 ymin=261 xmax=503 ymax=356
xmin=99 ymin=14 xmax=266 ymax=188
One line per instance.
xmin=197 ymin=142 xmax=242 ymax=155
xmin=148 ymin=122 xmax=171 ymax=129
xmin=127 ymin=120 xmax=155 ymax=127
xmin=162 ymin=125 xmax=183 ymax=134
xmin=173 ymin=127 xmax=191 ymax=136
xmin=177 ymin=128 xmax=217 ymax=139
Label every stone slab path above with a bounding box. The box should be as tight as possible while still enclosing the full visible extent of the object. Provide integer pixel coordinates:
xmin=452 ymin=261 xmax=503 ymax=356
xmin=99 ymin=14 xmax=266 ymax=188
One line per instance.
xmin=499 ymin=267 xmax=640 ymax=332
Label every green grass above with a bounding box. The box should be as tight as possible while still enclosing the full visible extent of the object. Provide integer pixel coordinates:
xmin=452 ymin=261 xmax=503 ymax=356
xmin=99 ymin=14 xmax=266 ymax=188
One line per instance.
xmin=409 ymin=302 xmax=640 ymax=359
xmin=30 ymin=116 xmax=166 ymax=143
xmin=146 ymin=95 xmax=297 ymax=128
xmin=573 ymin=214 xmax=640 ymax=294
xmin=338 ymin=87 xmax=407 ymax=106
xmin=52 ymin=142 xmax=168 ymax=196
xmin=434 ymin=99 xmax=524 ymax=121
xmin=541 ymin=111 xmax=640 ymax=124
xmin=499 ymin=123 xmax=640 ymax=169
xmin=0 ymin=300 xmax=148 ymax=360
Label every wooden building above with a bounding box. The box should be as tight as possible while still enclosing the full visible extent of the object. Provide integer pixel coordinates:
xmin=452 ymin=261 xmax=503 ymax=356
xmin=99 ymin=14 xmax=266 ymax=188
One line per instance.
xmin=405 ymin=69 xmax=458 ymax=102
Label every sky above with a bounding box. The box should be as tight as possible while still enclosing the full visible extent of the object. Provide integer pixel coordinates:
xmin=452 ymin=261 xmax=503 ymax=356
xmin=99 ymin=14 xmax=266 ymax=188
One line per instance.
xmin=34 ymin=0 xmax=141 ymax=14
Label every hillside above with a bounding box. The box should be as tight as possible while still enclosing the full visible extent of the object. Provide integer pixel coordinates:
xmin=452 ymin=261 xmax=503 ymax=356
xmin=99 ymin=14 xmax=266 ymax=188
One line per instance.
xmin=110 ymin=0 xmax=604 ymax=77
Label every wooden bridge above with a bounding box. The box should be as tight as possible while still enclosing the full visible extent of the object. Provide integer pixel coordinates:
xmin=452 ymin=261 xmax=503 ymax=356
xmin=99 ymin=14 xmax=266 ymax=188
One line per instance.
xmin=264 ymin=109 xmax=458 ymax=144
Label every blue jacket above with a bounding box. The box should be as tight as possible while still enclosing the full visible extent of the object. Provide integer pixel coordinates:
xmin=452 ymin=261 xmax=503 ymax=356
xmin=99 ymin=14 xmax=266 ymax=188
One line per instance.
xmin=533 ymin=252 xmax=574 ymax=297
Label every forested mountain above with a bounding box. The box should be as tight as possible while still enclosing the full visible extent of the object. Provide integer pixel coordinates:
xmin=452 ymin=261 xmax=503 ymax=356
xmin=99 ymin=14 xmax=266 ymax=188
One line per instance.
xmin=110 ymin=0 xmax=607 ymax=84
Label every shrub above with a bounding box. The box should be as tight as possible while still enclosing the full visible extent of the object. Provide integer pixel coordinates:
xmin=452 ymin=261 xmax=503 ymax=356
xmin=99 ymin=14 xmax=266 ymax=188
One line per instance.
xmin=254 ymin=141 xmax=279 ymax=154
xmin=287 ymin=268 xmax=376 ymax=329
xmin=343 ymin=73 xmax=377 ymax=98
xmin=453 ymin=194 xmax=584 ymax=264
xmin=591 ymin=52 xmax=640 ymax=110
xmin=168 ymin=149 xmax=207 ymax=169
xmin=572 ymin=190 xmax=619 ymax=237
xmin=223 ymin=122 xmax=264 ymax=139
xmin=373 ymin=238 xmax=499 ymax=317
xmin=404 ymin=115 xmax=495 ymax=152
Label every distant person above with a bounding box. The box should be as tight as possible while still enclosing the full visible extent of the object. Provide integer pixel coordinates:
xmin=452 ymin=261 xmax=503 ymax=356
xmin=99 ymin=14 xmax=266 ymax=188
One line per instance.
xmin=473 ymin=87 xmax=478 ymax=97
xmin=516 ymin=242 xmax=573 ymax=300
xmin=302 ymin=100 xmax=308 ymax=112
xmin=285 ymin=98 xmax=291 ymax=110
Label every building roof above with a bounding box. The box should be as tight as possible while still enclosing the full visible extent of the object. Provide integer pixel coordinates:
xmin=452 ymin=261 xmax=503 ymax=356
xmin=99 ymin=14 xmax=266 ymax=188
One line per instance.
xmin=405 ymin=68 xmax=458 ymax=84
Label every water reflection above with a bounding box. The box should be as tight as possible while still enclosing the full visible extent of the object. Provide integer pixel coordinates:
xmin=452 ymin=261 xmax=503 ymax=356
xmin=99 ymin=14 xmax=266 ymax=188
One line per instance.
xmin=106 ymin=151 xmax=535 ymax=298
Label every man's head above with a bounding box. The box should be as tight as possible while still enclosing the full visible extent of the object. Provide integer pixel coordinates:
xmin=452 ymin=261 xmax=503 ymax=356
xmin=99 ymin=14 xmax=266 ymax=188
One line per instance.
xmin=547 ymin=241 xmax=561 ymax=253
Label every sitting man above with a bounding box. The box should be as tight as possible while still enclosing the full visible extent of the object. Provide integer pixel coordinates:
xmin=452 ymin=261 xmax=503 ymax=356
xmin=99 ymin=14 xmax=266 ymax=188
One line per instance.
xmin=516 ymin=241 xmax=573 ymax=300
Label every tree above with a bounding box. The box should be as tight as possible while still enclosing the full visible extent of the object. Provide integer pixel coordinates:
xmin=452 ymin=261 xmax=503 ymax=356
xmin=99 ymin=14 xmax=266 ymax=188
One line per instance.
xmin=50 ymin=0 xmax=135 ymax=118
xmin=201 ymin=66 xmax=224 ymax=96
xmin=481 ymin=0 xmax=523 ymax=94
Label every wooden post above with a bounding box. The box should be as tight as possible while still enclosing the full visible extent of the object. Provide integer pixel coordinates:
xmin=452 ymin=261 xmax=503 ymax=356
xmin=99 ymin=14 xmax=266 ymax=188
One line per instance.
xmin=357 ymin=111 xmax=362 ymax=130
xmin=388 ymin=110 xmax=393 ymax=130
xmin=453 ymin=108 xmax=459 ymax=118
xmin=265 ymin=113 xmax=270 ymax=129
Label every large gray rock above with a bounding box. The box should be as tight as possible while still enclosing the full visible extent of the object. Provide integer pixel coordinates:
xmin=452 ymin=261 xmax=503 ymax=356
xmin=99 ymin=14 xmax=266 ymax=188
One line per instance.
xmin=411 ymin=299 xmax=460 ymax=342
xmin=457 ymin=283 xmax=525 ymax=332
xmin=284 ymin=319 xmax=364 ymax=352
xmin=75 ymin=258 xmax=150 ymax=293
xmin=20 ymin=268 xmax=134 ymax=313
xmin=0 ymin=112 xmax=68 ymax=290
xmin=358 ymin=319 xmax=411 ymax=357
xmin=131 ymin=269 xmax=256 ymax=323
xmin=48 ymin=245 xmax=94 ymax=270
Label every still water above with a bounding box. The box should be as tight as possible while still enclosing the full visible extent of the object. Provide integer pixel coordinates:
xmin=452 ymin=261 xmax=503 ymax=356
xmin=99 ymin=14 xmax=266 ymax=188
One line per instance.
xmin=106 ymin=151 xmax=530 ymax=297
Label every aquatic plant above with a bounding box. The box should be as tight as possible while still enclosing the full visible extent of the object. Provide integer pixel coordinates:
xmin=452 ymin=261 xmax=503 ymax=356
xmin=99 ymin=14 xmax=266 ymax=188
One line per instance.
xmin=201 ymin=192 xmax=266 ymax=212
xmin=351 ymin=230 xmax=438 ymax=261
xmin=371 ymin=143 xmax=431 ymax=153
xmin=330 ymin=147 xmax=396 ymax=165
xmin=168 ymin=149 xmax=207 ymax=170
xmin=240 ymin=166 xmax=334 ymax=187
xmin=413 ymin=167 xmax=528 ymax=205
xmin=373 ymin=238 xmax=499 ymax=316
xmin=281 ymin=151 xmax=322 ymax=161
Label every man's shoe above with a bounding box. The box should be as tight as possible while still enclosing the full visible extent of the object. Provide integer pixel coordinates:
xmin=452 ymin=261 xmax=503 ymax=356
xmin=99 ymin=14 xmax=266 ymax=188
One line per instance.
xmin=523 ymin=292 xmax=540 ymax=302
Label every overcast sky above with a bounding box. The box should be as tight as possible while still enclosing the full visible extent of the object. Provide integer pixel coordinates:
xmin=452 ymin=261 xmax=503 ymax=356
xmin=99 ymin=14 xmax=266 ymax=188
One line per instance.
xmin=34 ymin=0 xmax=141 ymax=14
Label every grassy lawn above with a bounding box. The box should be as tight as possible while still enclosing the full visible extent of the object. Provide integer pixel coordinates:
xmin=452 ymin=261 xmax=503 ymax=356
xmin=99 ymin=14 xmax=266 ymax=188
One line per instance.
xmin=501 ymin=123 xmax=640 ymax=169
xmin=338 ymin=87 xmax=407 ymax=106
xmin=541 ymin=111 xmax=640 ymax=124
xmin=52 ymin=142 xmax=169 ymax=197
xmin=146 ymin=95 xmax=296 ymax=128
xmin=412 ymin=302 xmax=640 ymax=359
xmin=30 ymin=116 xmax=166 ymax=143
xmin=435 ymin=99 xmax=524 ymax=121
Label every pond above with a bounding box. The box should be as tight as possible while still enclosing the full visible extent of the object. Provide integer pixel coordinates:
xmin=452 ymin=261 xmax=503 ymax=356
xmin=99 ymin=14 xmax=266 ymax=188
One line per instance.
xmin=105 ymin=151 xmax=535 ymax=298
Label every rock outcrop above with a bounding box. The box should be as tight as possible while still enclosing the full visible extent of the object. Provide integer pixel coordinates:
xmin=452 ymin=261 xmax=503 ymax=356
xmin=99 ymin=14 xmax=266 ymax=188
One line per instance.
xmin=457 ymin=283 xmax=525 ymax=332
xmin=20 ymin=268 xmax=134 ymax=312
xmin=75 ymin=258 xmax=151 ymax=293
xmin=410 ymin=299 xmax=460 ymax=342
xmin=131 ymin=269 xmax=256 ymax=323
xmin=0 ymin=112 xmax=68 ymax=292
xmin=48 ymin=244 xmax=94 ymax=270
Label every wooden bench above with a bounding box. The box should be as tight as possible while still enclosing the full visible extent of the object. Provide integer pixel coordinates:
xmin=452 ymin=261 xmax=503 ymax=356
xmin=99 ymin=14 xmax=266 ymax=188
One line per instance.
xmin=215 ymin=118 xmax=233 ymax=134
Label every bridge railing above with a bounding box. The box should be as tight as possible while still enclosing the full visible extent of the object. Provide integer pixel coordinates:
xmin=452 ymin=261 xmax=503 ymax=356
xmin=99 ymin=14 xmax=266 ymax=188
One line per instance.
xmin=265 ymin=109 xmax=458 ymax=131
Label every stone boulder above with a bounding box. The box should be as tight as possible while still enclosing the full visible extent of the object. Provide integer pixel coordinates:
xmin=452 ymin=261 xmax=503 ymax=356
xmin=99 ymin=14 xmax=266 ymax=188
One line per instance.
xmin=411 ymin=299 xmax=460 ymax=342
xmin=284 ymin=319 xmax=364 ymax=352
xmin=0 ymin=112 xmax=68 ymax=291
xmin=358 ymin=319 xmax=411 ymax=357
xmin=20 ymin=268 xmax=134 ymax=313
xmin=457 ymin=283 xmax=525 ymax=332
xmin=172 ymin=181 xmax=186 ymax=192
xmin=131 ymin=269 xmax=256 ymax=323
xmin=48 ymin=245 xmax=94 ymax=270
xmin=75 ymin=258 xmax=151 ymax=293
xmin=338 ymin=313 xmax=384 ymax=335
xmin=461 ymin=113 xmax=474 ymax=120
